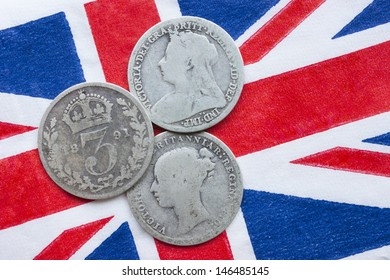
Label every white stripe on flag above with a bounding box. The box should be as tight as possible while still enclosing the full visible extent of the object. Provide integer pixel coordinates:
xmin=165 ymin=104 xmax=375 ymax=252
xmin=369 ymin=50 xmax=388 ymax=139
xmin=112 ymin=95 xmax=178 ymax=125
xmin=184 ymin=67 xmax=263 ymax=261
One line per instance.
xmin=0 ymin=0 xmax=92 ymax=30
xmin=64 ymin=2 xmax=106 ymax=83
xmin=71 ymin=195 xmax=160 ymax=260
xmin=226 ymin=208 xmax=256 ymax=260
xmin=245 ymin=0 xmax=390 ymax=83
xmin=154 ymin=0 xmax=182 ymax=21
xmin=238 ymin=111 xmax=390 ymax=208
xmin=0 ymin=130 xmax=37 ymax=160
xmin=235 ymin=0 xmax=291 ymax=47
xmin=0 ymin=92 xmax=51 ymax=128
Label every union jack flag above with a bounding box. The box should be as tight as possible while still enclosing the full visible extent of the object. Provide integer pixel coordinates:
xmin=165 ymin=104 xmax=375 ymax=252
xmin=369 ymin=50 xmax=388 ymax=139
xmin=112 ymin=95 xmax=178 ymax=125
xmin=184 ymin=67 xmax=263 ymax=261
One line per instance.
xmin=1 ymin=0 xmax=390 ymax=260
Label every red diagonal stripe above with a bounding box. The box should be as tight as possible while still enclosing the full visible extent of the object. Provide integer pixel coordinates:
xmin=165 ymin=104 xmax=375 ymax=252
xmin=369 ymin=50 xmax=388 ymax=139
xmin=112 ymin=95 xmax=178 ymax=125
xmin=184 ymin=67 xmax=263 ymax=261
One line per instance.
xmin=240 ymin=0 xmax=325 ymax=65
xmin=0 ymin=121 xmax=36 ymax=140
xmin=210 ymin=40 xmax=390 ymax=157
xmin=34 ymin=216 xmax=113 ymax=260
xmin=291 ymin=147 xmax=390 ymax=177
xmin=155 ymin=231 xmax=234 ymax=260
xmin=0 ymin=150 xmax=89 ymax=230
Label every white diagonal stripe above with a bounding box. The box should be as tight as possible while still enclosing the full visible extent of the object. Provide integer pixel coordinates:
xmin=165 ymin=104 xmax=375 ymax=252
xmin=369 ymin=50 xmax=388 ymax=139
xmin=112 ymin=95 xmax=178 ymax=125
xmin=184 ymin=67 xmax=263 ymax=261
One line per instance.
xmin=154 ymin=0 xmax=182 ymax=21
xmin=0 ymin=130 xmax=37 ymax=160
xmin=238 ymin=111 xmax=390 ymax=208
xmin=244 ymin=0 xmax=390 ymax=83
xmin=0 ymin=92 xmax=51 ymax=128
xmin=226 ymin=209 xmax=256 ymax=260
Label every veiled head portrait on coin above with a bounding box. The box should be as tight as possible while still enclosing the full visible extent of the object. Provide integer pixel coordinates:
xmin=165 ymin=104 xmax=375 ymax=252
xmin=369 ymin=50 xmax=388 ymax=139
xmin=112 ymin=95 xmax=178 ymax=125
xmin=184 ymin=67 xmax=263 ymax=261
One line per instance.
xmin=150 ymin=147 xmax=216 ymax=235
xmin=151 ymin=30 xmax=226 ymax=124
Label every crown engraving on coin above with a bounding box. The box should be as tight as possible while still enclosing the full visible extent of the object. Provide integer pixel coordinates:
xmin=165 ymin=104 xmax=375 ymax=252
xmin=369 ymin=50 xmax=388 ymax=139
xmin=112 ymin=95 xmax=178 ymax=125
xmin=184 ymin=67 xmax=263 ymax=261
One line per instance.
xmin=62 ymin=89 xmax=113 ymax=134
xmin=38 ymin=82 xmax=154 ymax=200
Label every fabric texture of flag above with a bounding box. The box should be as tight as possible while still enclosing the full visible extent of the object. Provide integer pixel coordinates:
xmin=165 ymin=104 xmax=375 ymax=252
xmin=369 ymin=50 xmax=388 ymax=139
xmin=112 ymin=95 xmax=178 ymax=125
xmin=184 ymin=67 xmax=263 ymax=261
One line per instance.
xmin=1 ymin=0 xmax=390 ymax=260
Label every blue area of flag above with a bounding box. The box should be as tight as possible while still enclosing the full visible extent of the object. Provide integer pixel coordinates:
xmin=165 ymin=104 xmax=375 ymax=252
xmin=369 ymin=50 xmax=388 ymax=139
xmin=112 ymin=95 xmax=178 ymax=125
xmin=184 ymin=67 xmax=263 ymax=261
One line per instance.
xmin=333 ymin=0 xmax=390 ymax=38
xmin=0 ymin=12 xmax=85 ymax=99
xmin=177 ymin=0 xmax=280 ymax=40
xmin=363 ymin=132 xmax=390 ymax=147
xmin=86 ymin=222 xmax=140 ymax=260
xmin=241 ymin=190 xmax=390 ymax=260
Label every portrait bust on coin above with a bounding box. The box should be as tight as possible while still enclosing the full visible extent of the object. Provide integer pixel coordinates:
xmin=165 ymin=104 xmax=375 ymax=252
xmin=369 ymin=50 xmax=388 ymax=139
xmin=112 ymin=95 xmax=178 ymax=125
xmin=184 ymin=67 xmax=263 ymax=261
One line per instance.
xmin=127 ymin=132 xmax=243 ymax=246
xmin=150 ymin=147 xmax=216 ymax=235
xmin=151 ymin=30 xmax=226 ymax=124
xmin=128 ymin=16 xmax=244 ymax=132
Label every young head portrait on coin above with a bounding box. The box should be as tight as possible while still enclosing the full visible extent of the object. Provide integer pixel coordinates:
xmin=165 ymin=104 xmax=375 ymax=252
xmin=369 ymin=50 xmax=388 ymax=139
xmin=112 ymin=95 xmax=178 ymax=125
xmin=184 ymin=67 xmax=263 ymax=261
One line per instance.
xmin=150 ymin=147 xmax=216 ymax=235
xmin=152 ymin=30 xmax=227 ymax=124
xmin=127 ymin=131 xmax=243 ymax=246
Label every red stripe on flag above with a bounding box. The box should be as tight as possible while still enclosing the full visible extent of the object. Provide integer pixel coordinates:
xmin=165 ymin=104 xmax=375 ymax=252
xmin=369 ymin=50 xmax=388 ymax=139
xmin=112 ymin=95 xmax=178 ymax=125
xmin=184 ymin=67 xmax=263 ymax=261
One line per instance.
xmin=0 ymin=121 xmax=36 ymax=140
xmin=34 ymin=216 xmax=113 ymax=260
xmin=0 ymin=150 xmax=88 ymax=230
xmin=240 ymin=0 xmax=325 ymax=65
xmin=210 ymin=40 xmax=390 ymax=157
xmin=85 ymin=0 xmax=161 ymax=89
xmin=86 ymin=0 xmax=235 ymax=260
xmin=155 ymin=231 xmax=234 ymax=260
xmin=291 ymin=147 xmax=390 ymax=177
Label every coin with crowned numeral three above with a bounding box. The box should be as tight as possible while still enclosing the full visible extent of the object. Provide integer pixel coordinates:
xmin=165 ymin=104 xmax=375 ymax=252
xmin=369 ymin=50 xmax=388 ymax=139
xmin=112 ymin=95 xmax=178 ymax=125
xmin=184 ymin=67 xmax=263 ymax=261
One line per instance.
xmin=38 ymin=82 xmax=154 ymax=200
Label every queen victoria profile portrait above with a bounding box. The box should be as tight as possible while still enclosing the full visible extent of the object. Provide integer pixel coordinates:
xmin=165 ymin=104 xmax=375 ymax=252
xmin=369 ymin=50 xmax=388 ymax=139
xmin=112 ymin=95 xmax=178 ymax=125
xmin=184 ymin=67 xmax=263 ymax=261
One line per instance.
xmin=151 ymin=30 xmax=227 ymax=124
xmin=150 ymin=147 xmax=216 ymax=235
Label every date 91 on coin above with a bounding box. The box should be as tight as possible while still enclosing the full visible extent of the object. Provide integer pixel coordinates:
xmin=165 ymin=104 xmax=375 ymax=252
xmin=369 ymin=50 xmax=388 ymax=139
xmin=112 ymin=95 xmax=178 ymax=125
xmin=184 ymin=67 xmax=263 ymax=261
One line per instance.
xmin=38 ymin=82 xmax=154 ymax=200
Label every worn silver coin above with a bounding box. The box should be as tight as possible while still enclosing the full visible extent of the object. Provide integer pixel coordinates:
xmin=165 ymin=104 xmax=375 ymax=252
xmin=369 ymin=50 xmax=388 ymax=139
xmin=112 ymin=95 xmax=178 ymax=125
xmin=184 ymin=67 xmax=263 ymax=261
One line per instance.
xmin=128 ymin=16 xmax=244 ymax=133
xmin=126 ymin=131 xmax=243 ymax=246
xmin=38 ymin=82 xmax=154 ymax=200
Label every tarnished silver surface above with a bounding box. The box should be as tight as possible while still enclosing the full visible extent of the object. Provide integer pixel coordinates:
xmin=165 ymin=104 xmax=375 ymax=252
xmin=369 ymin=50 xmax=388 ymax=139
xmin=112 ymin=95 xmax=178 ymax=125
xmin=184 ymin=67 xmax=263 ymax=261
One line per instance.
xmin=38 ymin=82 xmax=154 ymax=200
xmin=127 ymin=131 xmax=243 ymax=246
xmin=128 ymin=16 xmax=244 ymax=132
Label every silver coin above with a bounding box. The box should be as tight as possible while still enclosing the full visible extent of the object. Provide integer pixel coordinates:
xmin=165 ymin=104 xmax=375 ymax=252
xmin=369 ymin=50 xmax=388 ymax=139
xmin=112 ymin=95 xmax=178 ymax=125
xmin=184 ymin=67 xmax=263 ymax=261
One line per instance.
xmin=128 ymin=16 xmax=244 ymax=133
xmin=126 ymin=131 xmax=243 ymax=246
xmin=38 ymin=82 xmax=154 ymax=200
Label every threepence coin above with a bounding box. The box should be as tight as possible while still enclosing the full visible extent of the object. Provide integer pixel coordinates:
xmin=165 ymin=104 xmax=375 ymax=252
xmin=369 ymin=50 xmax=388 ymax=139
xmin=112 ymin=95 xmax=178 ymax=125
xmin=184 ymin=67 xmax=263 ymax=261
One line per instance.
xmin=126 ymin=131 xmax=243 ymax=246
xmin=38 ymin=82 xmax=154 ymax=200
xmin=128 ymin=16 xmax=244 ymax=133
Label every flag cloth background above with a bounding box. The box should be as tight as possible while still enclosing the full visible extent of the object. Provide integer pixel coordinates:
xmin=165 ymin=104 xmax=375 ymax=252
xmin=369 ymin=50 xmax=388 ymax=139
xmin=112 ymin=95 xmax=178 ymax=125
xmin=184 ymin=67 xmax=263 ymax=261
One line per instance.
xmin=1 ymin=0 xmax=390 ymax=260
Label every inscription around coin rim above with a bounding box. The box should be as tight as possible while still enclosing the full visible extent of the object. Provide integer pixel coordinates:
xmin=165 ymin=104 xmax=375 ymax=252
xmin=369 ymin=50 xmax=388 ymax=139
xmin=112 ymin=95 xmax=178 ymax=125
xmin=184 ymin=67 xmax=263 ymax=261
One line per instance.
xmin=128 ymin=16 xmax=244 ymax=133
xmin=127 ymin=131 xmax=243 ymax=246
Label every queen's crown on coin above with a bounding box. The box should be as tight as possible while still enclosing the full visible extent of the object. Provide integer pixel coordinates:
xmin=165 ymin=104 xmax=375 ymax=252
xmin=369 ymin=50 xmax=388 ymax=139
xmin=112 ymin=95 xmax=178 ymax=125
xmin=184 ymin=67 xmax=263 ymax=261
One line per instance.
xmin=62 ymin=89 xmax=113 ymax=134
